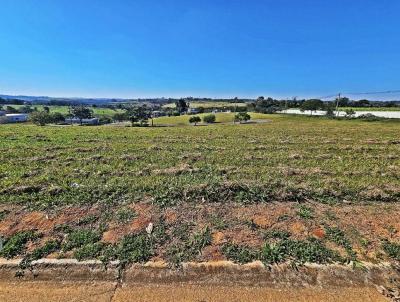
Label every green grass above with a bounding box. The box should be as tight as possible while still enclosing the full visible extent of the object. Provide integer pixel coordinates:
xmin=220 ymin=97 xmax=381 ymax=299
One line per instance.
xmin=0 ymin=114 xmax=399 ymax=209
xmin=162 ymin=101 xmax=248 ymax=109
xmin=153 ymin=112 xmax=270 ymax=125
xmin=6 ymin=104 xmax=123 ymax=116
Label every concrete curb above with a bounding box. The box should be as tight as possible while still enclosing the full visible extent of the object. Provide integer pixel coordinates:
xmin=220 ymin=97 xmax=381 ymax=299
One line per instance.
xmin=0 ymin=258 xmax=398 ymax=289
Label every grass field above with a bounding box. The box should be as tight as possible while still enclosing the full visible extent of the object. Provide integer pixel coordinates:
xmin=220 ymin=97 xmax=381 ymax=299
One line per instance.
xmin=163 ymin=101 xmax=248 ymax=109
xmin=5 ymin=104 xmax=122 ymax=116
xmin=153 ymin=112 xmax=270 ymax=125
xmin=0 ymin=114 xmax=400 ymax=268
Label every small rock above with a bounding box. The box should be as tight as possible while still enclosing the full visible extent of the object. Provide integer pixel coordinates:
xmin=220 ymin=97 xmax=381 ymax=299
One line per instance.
xmin=146 ymin=222 xmax=153 ymax=234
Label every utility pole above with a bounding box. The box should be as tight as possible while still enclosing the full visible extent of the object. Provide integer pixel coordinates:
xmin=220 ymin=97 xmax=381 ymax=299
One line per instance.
xmin=335 ymin=93 xmax=341 ymax=117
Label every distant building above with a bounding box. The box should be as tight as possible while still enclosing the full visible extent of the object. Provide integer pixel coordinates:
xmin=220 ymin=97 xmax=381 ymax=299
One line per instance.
xmin=5 ymin=113 xmax=28 ymax=123
xmin=152 ymin=111 xmax=165 ymax=117
xmin=187 ymin=108 xmax=200 ymax=114
xmin=65 ymin=117 xmax=99 ymax=125
xmin=0 ymin=111 xmax=6 ymax=116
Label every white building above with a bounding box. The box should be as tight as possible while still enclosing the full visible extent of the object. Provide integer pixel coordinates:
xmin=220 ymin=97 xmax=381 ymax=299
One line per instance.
xmin=5 ymin=113 xmax=28 ymax=123
xmin=65 ymin=117 xmax=99 ymax=125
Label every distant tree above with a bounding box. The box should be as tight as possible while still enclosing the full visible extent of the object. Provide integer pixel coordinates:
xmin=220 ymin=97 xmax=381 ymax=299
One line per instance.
xmin=51 ymin=112 xmax=65 ymax=124
xmin=113 ymin=112 xmax=128 ymax=122
xmin=203 ymin=114 xmax=216 ymax=123
xmin=29 ymin=111 xmax=52 ymax=126
xmin=127 ymin=105 xmax=150 ymax=126
xmin=71 ymin=106 xmax=93 ymax=125
xmin=175 ymin=99 xmax=188 ymax=114
xmin=189 ymin=115 xmax=201 ymax=126
xmin=325 ymin=106 xmax=335 ymax=118
xmin=254 ymin=97 xmax=281 ymax=114
xmin=197 ymin=106 xmax=205 ymax=114
xmin=6 ymin=106 xmax=18 ymax=113
xmin=337 ymin=97 xmax=350 ymax=107
xmin=43 ymin=106 xmax=50 ymax=113
xmin=235 ymin=112 xmax=251 ymax=124
xmin=300 ymin=99 xmax=324 ymax=114
xmin=345 ymin=108 xmax=356 ymax=118
xmin=18 ymin=105 xmax=35 ymax=113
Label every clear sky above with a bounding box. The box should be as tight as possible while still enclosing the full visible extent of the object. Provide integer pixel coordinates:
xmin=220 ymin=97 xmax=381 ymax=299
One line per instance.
xmin=0 ymin=0 xmax=399 ymax=99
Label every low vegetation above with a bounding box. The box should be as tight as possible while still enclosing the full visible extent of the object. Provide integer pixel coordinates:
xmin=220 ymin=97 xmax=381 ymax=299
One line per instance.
xmin=0 ymin=114 xmax=399 ymax=267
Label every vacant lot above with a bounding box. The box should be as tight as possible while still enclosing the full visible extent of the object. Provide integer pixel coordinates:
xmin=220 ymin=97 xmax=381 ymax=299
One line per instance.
xmin=0 ymin=114 xmax=399 ymax=270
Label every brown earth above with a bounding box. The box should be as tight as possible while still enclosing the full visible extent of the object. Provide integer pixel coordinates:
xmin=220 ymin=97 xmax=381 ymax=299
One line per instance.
xmin=0 ymin=281 xmax=388 ymax=302
xmin=0 ymin=201 xmax=400 ymax=262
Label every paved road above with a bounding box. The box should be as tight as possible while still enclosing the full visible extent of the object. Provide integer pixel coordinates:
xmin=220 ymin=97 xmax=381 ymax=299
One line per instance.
xmin=0 ymin=281 xmax=389 ymax=302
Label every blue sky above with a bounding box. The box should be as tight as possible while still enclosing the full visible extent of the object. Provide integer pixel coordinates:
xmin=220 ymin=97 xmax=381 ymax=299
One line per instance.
xmin=0 ymin=0 xmax=399 ymax=99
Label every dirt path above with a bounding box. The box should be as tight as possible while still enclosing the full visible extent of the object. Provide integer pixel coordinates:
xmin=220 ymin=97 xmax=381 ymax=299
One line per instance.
xmin=0 ymin=281 xmax=388 ymax=302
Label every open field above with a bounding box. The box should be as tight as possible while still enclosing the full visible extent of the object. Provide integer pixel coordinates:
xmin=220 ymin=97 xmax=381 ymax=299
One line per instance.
xmin=4 ymin=104 xmax=123 ymax=116
xmin=162 ymin=101 xmax=248 ymax=109
xmin=0 ymin=114 xmax=400 ymax=273
xmin=152 ymin=112 xmax=270 ymax=125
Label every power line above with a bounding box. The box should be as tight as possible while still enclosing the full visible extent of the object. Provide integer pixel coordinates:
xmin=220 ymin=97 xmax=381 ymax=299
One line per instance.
xmin=344 ymin=90 xmax=400 ymax=96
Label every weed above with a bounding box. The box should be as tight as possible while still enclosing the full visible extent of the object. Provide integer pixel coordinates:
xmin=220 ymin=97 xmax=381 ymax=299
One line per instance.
xmin=264 ymin=230 xmax=291 ymax=240
xmin=20 ymin=240 xmax=60 ymax=269
xmin=261 ymin=238 xmax=342 ymax=265
xmin=325 ymin=226 xmax=357 ymax=261
xmin=297 ymin=205 xmax=314 ymax=220
xmin=167 ymin=227 xmax=211 ymax=266
xmin=74 ymin=242 xmax=105 ymax=261
xmin=221 ymin=243 xmax=259 ymax=264
xmin=0 ymin=210 xmax=10 ymax=221
xmin=115 ymin=207 xmax=136 ymax=224
xmin=209 ymin=215 xmax=228 ymax=230
xmin=0 ymin=231 xmax=37 ymax=259
xmin=382 ymin=240 xmax=400 ymax=261
xmin=62 ymin=229 xmax=101 ymax=251
xmin=77 ymin=214 xmax=99 ymax=226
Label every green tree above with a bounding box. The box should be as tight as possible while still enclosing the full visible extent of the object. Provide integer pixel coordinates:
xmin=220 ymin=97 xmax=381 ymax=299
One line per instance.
xmin=71 ymin=106 xmax=93 ymax=125
xmin=127 ymin=105 xmax=150 ymax=126
xmin=300 ymin=99 xmax=324 ymax=114
xmin=203 ymin=114 xmax=216 ymax=123
xmin=345 ymin=108 xmax=356 ymax=118
xmin=113 ymin=112 xmax=128 ymax=122
xmin=235 ymin=112 xmax=251 ymax=124
xmin=29 ymin=111 xmax=52 ymax=126
xmin=175 ymin=99 xmax=188 ymax=114
xmin=189 ymin=115 xmax=201 ymax=125
xmin=51 ymin=112 xmax=65 ymax=124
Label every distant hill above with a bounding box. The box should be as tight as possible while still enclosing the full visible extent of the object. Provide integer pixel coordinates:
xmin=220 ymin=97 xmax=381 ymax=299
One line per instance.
xmin=0 ymin=94 xmax=130 ymax=105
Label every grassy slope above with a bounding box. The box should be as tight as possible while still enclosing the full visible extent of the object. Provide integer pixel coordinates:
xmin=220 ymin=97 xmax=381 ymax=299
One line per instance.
xmin=0 ymin=114 xmax=399 ymax=207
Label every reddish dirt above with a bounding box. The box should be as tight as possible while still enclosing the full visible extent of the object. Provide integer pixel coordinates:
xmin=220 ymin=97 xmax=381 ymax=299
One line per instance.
xmin=1 ymin=201 xmax=400 ymax=262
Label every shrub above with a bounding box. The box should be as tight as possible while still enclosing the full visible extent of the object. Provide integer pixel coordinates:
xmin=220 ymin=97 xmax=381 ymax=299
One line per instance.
xmin=74 ymin=242 xmax=105 ymax=261
xmin=29 ymin=111 xmax=53 ymax=126
xmin=50 ymin=112 xmax=65 ymax=124
xmin=235 ymin=112 xmax=251 ymax=123
xmin=189 ymin=116 xmax=201 ymax=125
xmin=382 ymin=240 xmax=400 ymax=261
xmin=0 ymin=231 xmax=37 ymax=259
xmin=62 ymin=229 xmax=101 ymax=251
xmin=115 ymin=207 xmax=136 ymax=224
xmin=202 ymin=114 xmax=216 ymax=123
xmin=222 ymin=243 xmax=259 ymax=264
xmin=19 ymin=240 xmax=60 ymax=269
